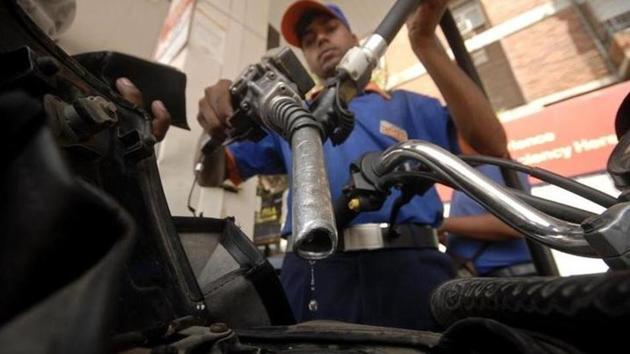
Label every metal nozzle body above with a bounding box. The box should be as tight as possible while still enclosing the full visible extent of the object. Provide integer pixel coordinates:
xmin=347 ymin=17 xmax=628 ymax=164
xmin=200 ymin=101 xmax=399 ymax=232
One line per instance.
xmin=290 ymin=126 xmax=338 ymax=260
xmin=336 ymin=34 xmax=387 ymax=91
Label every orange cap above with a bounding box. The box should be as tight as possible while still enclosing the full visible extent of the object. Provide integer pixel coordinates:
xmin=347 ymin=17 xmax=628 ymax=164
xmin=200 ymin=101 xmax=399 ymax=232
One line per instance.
xmin=281 ymin=1 xmax=350 ymax=47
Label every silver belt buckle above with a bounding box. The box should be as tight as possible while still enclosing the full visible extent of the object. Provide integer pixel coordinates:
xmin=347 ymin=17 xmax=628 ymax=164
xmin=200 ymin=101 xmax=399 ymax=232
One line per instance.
xmin=343 ymin=223 xmax=387 ymax=251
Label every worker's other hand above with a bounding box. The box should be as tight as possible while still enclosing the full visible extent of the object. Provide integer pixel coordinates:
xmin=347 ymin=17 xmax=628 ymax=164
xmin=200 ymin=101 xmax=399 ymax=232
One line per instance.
xmin=406 ymin=0 xmax=450 ymax=50
xmin=115 ymin=77 xmax=171 ymax=142
xmin=437 ymin=227 xmax=448 ymax=245
xmin=197 ymin=79 xmax=234 ymax=141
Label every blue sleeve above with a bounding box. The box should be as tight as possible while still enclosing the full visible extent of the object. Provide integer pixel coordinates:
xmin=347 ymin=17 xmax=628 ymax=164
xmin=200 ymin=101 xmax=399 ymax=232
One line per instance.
xmin=226 ymin=133 xmax=287 ymax=180
xmin=406 ymin=92 xmax=460 ymax=155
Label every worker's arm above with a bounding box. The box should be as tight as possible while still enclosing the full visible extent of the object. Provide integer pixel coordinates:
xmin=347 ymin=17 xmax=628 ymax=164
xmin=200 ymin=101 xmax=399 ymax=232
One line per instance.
xmin=406 ymin=0 xmax=508 ymax=157
xmin=440 ymin=213 xmax=522 ymax=241
xmin=195 ymin=77 xmax=285 ymax=186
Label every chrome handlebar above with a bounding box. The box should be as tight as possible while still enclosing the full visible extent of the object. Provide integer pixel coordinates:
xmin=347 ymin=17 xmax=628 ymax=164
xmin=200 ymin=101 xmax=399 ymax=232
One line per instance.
xmin=376 ymin=140 xmax=600 ymax=258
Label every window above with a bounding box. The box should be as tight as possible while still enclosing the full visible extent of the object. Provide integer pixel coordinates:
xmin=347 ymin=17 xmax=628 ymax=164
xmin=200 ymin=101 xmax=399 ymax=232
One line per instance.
xmin=451 ymin=0 xmax=487 ymax=37
xmin=586 ymin=0 xmax=630 ymax=23
xmin=585 ymin=0 xmax=630 ymax=43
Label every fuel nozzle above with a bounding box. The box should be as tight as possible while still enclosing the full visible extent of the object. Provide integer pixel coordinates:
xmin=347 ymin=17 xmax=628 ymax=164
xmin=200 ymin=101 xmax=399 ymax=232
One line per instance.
xmin=311 ymin=0 xmax=421 ymax=144
xmin=334 ymin=0 xmax=422 ymax=100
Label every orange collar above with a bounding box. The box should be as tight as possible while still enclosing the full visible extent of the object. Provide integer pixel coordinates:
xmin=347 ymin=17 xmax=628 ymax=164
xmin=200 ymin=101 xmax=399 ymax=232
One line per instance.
xmin=364 ymin=82 xmax=391 ymax=100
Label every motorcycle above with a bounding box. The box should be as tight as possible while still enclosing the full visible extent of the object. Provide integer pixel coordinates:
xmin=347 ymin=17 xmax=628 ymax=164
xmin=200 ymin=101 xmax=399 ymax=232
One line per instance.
xmin=2 ymin=0 xmax=629 ymax=352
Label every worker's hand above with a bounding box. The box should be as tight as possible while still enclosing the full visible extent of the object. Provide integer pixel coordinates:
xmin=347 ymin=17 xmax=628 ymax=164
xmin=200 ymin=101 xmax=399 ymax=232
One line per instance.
xmin=115 ymin=77 xmax=171 ymax=141
xmin=406 ymin=0 xmax=451 ymax=51
xmin=437 ymin=226 xmax=448 ymax=245
xmin=197 ymin=79 xmax=234 ymax=141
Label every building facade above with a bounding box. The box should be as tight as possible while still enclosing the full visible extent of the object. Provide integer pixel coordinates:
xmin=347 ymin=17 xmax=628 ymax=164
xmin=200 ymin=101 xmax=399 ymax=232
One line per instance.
xmin=386 ymin=0 xmax=629 ymax=112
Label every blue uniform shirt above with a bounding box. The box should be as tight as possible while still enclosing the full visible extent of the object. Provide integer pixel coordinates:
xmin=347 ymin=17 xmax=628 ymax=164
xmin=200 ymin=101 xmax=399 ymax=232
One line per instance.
xmin=228 ymin=87 xmax=458 ymax=330
xmin=227 ymin=89 xmax=459 ymax=234
xmin=446 ymin=164 xmax=533 ymax=274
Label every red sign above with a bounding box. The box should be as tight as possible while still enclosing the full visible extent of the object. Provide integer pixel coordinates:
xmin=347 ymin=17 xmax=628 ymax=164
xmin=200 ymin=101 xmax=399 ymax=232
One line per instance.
xmin=505 ymin=81 xmax=628 ymax=178
xmin=437 ymin=81 xmax=630 ymax=202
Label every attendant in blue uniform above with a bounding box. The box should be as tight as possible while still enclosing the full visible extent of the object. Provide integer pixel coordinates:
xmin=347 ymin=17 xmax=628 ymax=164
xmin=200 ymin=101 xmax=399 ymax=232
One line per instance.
xmin=196 ymin=0 xmax=509 ymax=330
xmin=442 ymin=165 xmax=536 ymax=277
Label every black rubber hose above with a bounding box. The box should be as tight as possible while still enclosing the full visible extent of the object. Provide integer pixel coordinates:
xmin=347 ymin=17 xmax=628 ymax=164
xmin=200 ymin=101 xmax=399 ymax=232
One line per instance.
xmin=268 ymin=97 xmax=323 ymax=141
xmin=333 ymin=169 xmax=596 ymax=231
xmin=462 ymin=155 xmax=617 ymax=208
xmin=509 ymin=188 xmax=596 ymax=224
xmin=431 ymin=271 xmax=630 ymax=353
xmin=443 ymin=10 xmax=559 ymax=276
xmin=440 ymin=9 xmax=487 ymax=96
xmin=374 ymin=0 xmax=423 ymax=44
xmin=391 ymin=170 xmax=596 ymax=223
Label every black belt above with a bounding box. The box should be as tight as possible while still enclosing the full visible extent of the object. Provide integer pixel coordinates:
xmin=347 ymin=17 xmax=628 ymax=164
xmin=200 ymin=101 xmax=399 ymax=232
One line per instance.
xmin=286 ymin=223 xmax=439 ymax=253
xmin=485 ymin=262 xmax=537 ymax=277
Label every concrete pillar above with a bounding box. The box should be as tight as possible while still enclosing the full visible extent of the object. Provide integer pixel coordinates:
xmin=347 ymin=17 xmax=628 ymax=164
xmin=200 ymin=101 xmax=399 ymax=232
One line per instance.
xmin=157 ymin=0 xmax=270 ymax=237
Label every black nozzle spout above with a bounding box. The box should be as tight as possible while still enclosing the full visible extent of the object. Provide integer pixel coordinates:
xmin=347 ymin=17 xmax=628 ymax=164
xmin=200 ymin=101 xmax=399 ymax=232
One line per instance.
xmin=374 ymin=0 xmax=423 ymax=44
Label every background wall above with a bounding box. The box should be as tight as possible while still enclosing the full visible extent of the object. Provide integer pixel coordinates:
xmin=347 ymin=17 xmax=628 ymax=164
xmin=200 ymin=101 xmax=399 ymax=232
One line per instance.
xmin=57 ymin=0 xmax=169 ymax=59
xmin=161 ymin=0 xmax=271 ymax=237
xmin=55 ymin=0 xmax=629 ymax=275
